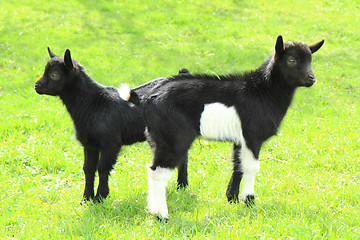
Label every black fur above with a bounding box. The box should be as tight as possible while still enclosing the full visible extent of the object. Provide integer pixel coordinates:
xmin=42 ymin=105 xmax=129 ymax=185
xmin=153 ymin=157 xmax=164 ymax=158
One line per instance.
xmin=35 ymin=48 xmax=190 ymax=202
xmin=127 ymin=35 xmax=324 ymax=212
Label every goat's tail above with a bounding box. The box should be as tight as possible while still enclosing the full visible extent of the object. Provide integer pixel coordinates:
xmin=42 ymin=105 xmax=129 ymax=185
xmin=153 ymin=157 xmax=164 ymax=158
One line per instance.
xmin=119 ymin=84 xmax=140 ymax=105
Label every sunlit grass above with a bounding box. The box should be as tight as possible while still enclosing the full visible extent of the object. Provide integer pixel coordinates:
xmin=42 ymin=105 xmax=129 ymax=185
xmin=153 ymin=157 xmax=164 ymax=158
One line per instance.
xmin=1 ymin=0 xmax=359 ymax=238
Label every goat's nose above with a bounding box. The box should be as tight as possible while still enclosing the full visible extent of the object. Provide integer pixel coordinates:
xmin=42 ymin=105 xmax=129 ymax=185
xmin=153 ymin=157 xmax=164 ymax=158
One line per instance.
xmin=308 ymin=74 xmax=316 ymax=82
xmin=35 ymin=81 xmax=41 ymax=88
xmin=34 ymin=79 xmax=44 ymax=91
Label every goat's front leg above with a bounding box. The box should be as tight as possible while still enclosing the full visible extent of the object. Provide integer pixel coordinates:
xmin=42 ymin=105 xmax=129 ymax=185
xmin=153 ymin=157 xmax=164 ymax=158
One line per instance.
xmin=226 ymin=144 xmax=242 ymax=203
xmin=226 ymin=143 xmax=260 ymax=206
xmin=95 ymin=148 xmax=119 ymax=202
xmin=239 ymin=144 xmax=260 ymax=206
xmin=83 ymin=146 xmax=100 ymax=201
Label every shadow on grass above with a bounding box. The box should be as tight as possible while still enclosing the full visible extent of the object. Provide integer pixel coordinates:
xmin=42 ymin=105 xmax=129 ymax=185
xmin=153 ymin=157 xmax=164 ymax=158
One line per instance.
xmin=80 ymin=186 xmax=199 ymax=222
xmin=80 ymin=186 xmax=259 ymax=224
xmin=63 ymin=185 xmax=273 ymax=239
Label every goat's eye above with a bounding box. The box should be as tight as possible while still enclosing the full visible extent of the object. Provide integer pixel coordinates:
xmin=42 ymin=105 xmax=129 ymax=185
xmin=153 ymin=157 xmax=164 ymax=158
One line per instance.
xmin=287 ymin=56 xmax=297 ymax=66
xmin=50 ymin=72 xmax=61 ymax=81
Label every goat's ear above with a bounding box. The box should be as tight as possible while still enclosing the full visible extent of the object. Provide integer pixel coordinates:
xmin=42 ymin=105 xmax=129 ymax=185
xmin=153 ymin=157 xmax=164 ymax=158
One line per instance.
xmin=275 ymin=35 xmax=285 ymax=54
xmin=309 ymin=39 xmax=325 ymax=54
xmin=64 ymin=49 xmax=74 ymax=71
xmin=47 ymin=47 xmax=57 ymax=58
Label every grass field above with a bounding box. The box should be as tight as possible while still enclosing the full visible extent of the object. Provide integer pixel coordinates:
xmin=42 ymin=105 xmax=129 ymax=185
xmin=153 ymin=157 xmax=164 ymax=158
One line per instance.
xmin=1 ymin=0 xmax=359 ymax=239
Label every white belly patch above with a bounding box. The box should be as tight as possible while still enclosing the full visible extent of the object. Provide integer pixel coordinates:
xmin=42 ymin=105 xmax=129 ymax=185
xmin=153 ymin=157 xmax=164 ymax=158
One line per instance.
xmin=199 ymin=103 xmax=243 ymax=144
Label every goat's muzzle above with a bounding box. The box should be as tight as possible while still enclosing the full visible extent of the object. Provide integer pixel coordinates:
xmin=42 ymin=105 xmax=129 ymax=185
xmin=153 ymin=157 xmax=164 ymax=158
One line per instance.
xmin=303 ymin=74 xmax=316 ymax=87
xmin=34 ymin=78 xmax=46 ymax=94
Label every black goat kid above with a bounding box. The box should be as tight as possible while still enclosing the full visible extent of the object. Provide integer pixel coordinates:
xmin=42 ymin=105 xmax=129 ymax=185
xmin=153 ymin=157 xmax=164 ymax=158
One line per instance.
xmin=122 ymin=35 xmax=324 ymax=220
xmin=35 ymin=48 xmax=190 ymax=202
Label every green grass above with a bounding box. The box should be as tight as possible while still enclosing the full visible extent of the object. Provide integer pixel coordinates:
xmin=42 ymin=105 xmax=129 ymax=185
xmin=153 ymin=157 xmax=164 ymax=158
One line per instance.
xmin=1 ymin=0 xmax=359 ymax=238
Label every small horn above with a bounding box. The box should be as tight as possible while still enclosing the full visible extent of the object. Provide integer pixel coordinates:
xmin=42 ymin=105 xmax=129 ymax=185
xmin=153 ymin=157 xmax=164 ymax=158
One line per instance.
xmin=309 ymin=39 xmax=325 ymax=54
xmin=47 ymin=47 xmax=57 ymax=58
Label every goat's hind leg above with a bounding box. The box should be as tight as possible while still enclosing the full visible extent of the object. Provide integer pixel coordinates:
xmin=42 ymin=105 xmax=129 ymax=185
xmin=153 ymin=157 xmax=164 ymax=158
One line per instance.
xmin=147 ymin=163 xmax=175 ymax=221
xmin=148 ymin=145 xmax=192 ymax=220
xmin=176 ymin=155 xmax=189 ymax=189
xmin=144 ymin=105 xmax=196 ymax=220
xmin=83 ymin=146 xmax=100 ymax=202
xmin=146 ymin=128 xmax=188 ymax=190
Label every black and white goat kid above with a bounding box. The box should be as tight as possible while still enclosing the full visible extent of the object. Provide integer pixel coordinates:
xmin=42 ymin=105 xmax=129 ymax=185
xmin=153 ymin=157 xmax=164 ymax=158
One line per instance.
xmin=35 ymin=48 xmax=190 ymax=202
xmin=122 ymin=35 xmax=324 ymax=220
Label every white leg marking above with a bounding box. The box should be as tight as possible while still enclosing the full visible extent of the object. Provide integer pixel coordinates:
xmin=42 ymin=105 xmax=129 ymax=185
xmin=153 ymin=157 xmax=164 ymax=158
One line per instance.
xmin=199 ymin=103 xmax=243 ymax=144
xmin=240 ymin=145 xmax=260 ymax=202
xmin=199 ymin=102 xmax=260 ymax=202
xmin=147 ymin=166 xmax=174 ymax=219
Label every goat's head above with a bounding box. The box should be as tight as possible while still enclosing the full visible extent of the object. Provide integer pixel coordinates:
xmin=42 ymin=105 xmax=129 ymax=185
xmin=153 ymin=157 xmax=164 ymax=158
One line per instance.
xmin=274 ymin=35 xmax=324 ymax=87
xmin=35 ymin=48 xmax=76 ymax=96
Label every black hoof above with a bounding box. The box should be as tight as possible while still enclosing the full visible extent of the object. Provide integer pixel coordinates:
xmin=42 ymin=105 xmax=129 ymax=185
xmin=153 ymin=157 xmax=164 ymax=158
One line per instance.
xmin=177 ymin=182 xmax=188 ymax=190
xmin=244 ymin=195 xmax=255 ymax=207
xmin=156 ymin=216 xmax=169 ymax=223
xmin=226 ymin=194 xmax=240 ymax=204
xmin=226 ymin=188 xmax=239 ymax=203
xmin=94 ymin=195 xmax=106 ymax=203
xmin=148 ymin=211 xmax=169 ymax=223
xmin=81 ymin=195 xmax=94 ymax=204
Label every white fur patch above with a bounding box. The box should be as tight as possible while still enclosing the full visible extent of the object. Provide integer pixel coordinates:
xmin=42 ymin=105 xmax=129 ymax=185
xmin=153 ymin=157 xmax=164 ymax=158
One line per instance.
xmin=199 ymin=103 xmax=243 ymax=144
xmin=147 ymin=166 xmax=174 ymax=219
xmin=118 ymin=84 xmax=131 ymax=101
xmin=239 ymin=146 xmax=260 ymax=202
